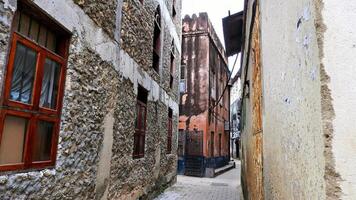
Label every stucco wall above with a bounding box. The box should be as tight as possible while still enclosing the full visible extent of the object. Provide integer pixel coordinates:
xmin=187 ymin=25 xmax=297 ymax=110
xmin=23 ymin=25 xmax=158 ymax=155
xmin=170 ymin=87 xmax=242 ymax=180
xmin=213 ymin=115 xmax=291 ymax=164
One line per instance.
xmin=320 ymin=0 xmax=356 ymax=198
xmin=0 ymin=0 xmax=181 ymax=199
xmin=241 ymin=0 xmax=326 ymax=199
xmin=260 ymin=0 xmax=326 ymax=199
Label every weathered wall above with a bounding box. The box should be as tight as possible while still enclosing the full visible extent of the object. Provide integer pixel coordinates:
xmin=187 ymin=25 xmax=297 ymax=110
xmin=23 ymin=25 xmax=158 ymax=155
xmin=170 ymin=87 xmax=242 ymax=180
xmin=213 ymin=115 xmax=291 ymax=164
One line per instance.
xmin=0 ymin=0 xmax=181 ymax=199
xmin=260 ymin=0 xmax=325 ymax=198
xmin=239 ymin=1 xmax=263 ymax=199
xmin=241 ymin=0 xmax=326 ymax=199
xmin=318 ymin=0 xmax=356 ymax=198
xmin=179 ymin=13 xmax=230 ymax=160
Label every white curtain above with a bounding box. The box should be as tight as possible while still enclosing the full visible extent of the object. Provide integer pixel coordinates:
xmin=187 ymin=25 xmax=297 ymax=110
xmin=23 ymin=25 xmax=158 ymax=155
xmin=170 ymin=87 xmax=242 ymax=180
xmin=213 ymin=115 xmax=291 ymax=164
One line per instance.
xmin=10 ymin=43 xmax=37 ymax=104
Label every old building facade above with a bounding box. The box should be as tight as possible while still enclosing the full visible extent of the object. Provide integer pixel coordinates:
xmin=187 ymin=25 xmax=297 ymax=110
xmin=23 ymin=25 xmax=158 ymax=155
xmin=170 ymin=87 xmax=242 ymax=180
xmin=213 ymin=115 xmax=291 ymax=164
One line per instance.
xmin=178 ymin=13 xmax=230 ymax=177
xmin=237 ymin=0 xmax=356 ymax=199
xmin=0 ymin=0 xmax=181 ymax=199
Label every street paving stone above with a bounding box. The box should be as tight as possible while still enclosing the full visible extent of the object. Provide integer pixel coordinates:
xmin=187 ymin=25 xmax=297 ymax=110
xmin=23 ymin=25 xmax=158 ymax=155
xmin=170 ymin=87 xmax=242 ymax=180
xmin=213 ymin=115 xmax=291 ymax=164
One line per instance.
xmin=155 ymin=161 xmax=241 ymax=200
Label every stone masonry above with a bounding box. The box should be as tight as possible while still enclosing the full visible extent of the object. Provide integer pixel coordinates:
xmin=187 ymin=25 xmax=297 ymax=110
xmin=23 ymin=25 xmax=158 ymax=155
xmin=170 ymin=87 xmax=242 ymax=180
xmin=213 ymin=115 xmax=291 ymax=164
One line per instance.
xmin=0 ymin=0 xmax=181 ymax=199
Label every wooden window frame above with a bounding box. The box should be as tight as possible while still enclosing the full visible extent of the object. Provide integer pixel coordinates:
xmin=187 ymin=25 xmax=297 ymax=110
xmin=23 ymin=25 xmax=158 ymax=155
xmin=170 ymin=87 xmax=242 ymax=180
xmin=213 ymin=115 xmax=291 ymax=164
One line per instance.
xmin=0 ymin=8 xmax=69 ymax=172
xmin=133 ymin=100 xmax=147 ymax=159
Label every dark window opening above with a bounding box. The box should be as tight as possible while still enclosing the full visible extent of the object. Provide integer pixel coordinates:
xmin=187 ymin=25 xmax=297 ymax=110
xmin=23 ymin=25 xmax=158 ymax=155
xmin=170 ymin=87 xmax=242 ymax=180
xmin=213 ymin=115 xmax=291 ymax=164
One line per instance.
xmin=172 ymin=0 xmax=177 ymax=18
xmin=180 ymin=65 xmax=185 ymax=79
xmin=152 ymin=6 xmax=161 ymax=72
xmin=167 ymin=108 xmax=173 ymax=154
xmin=133 ymin=86 xmax=148 ymax=159
xmin=218 ymin=134 xmax=222 ymax=156
xmin=170 ymin=41 xmax=175 ymax=89
xmin=210 ymin=132 xmax=214 ymax=157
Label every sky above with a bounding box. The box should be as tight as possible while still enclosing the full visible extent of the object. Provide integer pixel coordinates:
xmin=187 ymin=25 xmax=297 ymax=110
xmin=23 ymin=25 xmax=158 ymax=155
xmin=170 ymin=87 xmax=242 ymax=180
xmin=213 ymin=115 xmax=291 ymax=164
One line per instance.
xmin=182 ymin=0 xmax=244 ymax=76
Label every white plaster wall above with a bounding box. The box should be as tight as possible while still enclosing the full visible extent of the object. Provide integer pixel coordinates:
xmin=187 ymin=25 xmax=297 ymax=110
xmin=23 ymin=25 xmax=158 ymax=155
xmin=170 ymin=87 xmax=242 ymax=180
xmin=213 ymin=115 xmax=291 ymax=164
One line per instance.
xmin=260 ymin=0 xmax=325 ymax=199
xmin=322 ymin=0 xmax=356 ymax=198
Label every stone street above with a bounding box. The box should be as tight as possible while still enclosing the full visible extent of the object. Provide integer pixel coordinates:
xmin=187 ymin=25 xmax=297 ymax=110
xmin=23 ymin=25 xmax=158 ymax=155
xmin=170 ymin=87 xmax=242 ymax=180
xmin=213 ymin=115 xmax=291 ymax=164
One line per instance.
xmin=155 ymin=161 xmax=241 ymax=200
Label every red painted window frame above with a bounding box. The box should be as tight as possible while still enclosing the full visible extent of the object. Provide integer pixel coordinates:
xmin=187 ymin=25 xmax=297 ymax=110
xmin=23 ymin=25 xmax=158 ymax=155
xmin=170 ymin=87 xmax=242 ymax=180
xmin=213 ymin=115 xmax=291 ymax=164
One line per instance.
xmin=0 ymin=30 xmax=68 ymax=172
xmin=133 ymin=100 xmax=147 ymax=159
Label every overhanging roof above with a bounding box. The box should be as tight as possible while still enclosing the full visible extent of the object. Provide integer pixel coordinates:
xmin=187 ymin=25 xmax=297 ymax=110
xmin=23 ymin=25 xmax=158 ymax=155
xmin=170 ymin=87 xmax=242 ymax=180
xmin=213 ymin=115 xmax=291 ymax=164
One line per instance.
xmin=222 ymin=11 xmax=244 ymax=57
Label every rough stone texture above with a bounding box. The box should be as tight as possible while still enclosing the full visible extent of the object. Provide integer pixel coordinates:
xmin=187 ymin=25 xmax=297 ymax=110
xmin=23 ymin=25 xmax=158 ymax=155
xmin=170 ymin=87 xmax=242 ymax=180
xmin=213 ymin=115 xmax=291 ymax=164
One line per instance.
xmin=161 ymin=24 xmax=179 ymax=101
xmin=120 ymin=0 xmax=159 ymax=82
xmin=0 ymin=0 xmax=15 ymax=101
xmin=164 ymin=0 xmax=182 ymax=35
xmin=0 ymin=30 xmax=121 ymax=199
xmin=73 ymin=0 xmax=117 ymax=39
xmin=107 ymin=98 xmax=178 ymax=199
xmin=0 ymin=0 xmax=181 ymax=199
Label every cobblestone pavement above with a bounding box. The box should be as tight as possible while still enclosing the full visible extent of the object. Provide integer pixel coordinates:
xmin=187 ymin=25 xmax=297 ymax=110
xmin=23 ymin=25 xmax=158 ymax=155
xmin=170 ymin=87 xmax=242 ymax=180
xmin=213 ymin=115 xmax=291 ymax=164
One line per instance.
xmin=155 ymin=160 xmax=241 ymax=200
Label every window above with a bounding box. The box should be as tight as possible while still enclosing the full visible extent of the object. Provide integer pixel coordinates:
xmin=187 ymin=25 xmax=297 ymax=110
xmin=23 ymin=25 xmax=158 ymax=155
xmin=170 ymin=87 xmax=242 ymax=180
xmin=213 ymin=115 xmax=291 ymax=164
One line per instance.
xmin=133 ymin=86 xmax=148 ymax=159
xmin=218 ymin=134 xmax=222 ymax=156
xmin=180 ymin=63 xmax=186 ymax=93
xmin=170 ymin=41 xmax=175 ymax=89
xmin=167 ymin=108 xmax=173 ymax=154
xmin=180 ymin=64 xmax=185 ymax=80
xmin=0 ymin=3 xmax=69 ymax=172
xmin=210 ymin=132 xmax=214 ymax=157
xmin=152 ymin=6 xmax=161 ymax=72
xmin=172 ymin=0 xmax=177 ymax=18
xmin=210 ymin=72 xmax=216 ymax=99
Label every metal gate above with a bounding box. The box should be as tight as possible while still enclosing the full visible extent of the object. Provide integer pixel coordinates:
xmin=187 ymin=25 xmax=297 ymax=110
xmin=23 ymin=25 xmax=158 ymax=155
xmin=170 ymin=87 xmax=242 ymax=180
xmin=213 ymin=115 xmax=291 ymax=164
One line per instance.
xmin=184 ymin=130 xmax=204 ymax=177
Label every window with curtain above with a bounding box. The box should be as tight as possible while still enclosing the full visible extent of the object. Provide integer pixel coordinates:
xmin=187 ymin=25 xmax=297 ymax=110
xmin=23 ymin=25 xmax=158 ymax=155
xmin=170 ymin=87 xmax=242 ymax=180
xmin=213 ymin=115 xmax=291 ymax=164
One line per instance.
xmin=0 ymin=3 xmax=69 ymax=172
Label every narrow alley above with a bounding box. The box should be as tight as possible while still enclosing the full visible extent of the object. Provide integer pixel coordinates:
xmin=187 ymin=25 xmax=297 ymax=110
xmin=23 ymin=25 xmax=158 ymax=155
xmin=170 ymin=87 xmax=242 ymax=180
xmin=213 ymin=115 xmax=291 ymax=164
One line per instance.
xmin=156 ymin=161 xmax=241 ymax=200
xmin=0 ymin=0 xmax=356 ymax=199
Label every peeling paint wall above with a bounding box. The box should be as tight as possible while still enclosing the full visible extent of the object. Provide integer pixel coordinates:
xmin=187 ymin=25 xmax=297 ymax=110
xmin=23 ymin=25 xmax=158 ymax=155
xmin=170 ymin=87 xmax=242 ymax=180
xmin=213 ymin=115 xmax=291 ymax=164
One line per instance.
xmin=0 ymin=0 xmax=181 ymax=199
xmin=179 ymin=13 xmax=230 ymax=164
xmin=319 ymin=0 xmax=356 ymax=198
xmin=241 ymin=0 xmax=326 ymax=199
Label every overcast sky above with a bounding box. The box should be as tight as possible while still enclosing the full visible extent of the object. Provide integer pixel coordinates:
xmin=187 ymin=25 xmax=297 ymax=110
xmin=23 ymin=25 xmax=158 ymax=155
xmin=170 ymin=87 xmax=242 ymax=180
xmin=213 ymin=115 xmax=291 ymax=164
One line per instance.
xmin=182 ymin=0 xmax=244 ymax=76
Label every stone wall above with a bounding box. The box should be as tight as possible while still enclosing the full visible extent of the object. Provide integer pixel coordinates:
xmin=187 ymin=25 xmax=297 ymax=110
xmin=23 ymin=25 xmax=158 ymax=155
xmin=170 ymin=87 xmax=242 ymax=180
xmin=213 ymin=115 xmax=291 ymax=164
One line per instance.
xmin=0 ymin=0 xmax=181 ymax=199
xmin=73 ymin=0 xmax=118 ymax=39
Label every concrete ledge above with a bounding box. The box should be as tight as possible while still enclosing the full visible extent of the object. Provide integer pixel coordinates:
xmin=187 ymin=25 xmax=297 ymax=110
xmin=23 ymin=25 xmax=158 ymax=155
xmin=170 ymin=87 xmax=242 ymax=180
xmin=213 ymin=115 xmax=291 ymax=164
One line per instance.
xmin=214 ymin=161 xmax=236 ymax=177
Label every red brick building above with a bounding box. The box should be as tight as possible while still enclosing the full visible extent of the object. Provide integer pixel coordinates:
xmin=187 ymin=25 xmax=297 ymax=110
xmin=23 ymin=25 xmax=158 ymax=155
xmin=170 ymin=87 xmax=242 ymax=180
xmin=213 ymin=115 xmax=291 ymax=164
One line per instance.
xmin=179 ymin=13 xmax=230 ymax=177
